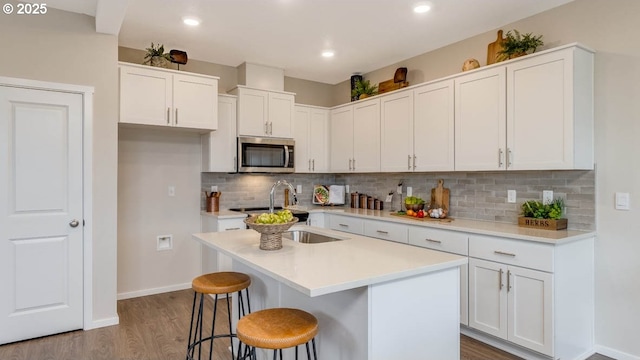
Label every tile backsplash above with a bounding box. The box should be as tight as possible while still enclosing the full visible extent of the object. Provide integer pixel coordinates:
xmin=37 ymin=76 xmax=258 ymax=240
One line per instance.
xmin=202 ymin=170 xmax=595 ymax=231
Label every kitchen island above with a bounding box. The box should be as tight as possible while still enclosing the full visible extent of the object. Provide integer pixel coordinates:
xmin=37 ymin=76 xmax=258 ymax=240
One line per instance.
xmin=193 ymin=225 xmax=467 ymax=360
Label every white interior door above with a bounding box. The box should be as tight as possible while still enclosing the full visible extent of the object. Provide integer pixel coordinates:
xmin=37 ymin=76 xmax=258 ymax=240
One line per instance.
xmin=0 ymin=86 xmax=84 ymax=344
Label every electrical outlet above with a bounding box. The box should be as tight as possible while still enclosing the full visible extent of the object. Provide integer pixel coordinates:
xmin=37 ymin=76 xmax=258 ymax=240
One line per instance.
xmin=615 ymin=192 xmax=630 ymax=210
xmin=507 ymin=190 xmax=516 ymax=203
xmin=211 ymin=185 xmax=218 ymax=192
xmin=406 ymin=187 xmax=413 ymax=197
xmin=296 ymin=185 xmax=303 ymax=194
xmin=157 ymin=235 xmax=173 ymax=251
xmin=543 ymin=190 xmax=553 ymax=204
xmin=345 ymin=185 xmax=350 ymax=193
xmin=397 ymin=185 xmax=403 ymax=194
xmin=168 ymin=186 xmax=175 ymax=197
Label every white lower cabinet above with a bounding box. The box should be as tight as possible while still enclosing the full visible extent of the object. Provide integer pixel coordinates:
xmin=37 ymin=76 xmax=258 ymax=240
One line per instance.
xmin=467 ymin=234 xmax=594 ymax=360
xmin=363 ymin=219 xmax=408 ymax=243
xmin=469 ymin=258 xmax=553 ymax=356
xmin=308 ymin=212 xmax=325 ymax=228
xmin=328 ymin=214 xmax=364 ymax=235
xmin=201 ymin=216 xmax=246 ymax=273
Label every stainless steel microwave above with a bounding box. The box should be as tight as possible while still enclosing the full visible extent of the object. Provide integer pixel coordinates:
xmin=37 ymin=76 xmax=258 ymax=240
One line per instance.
xmin=237 ymin=136 xmax=295 ymax=173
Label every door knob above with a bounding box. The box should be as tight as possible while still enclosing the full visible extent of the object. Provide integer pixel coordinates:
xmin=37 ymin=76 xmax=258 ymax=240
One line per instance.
xmin=69 ymin=219 xmax=80 ymax=228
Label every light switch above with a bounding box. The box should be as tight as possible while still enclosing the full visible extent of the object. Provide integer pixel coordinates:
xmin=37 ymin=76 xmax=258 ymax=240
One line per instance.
xmin=615 ymin=192 xmax=630 ymax=210
xmin=407 ymin=187 xmax=413 ymax=197
xmin=296 ymin=185 xmax=303 ymax=194
xmin=543 ymin=190 xmax=553 ymax=204
xmin=507 ymin=190 xmax=516 ymax=203
xmin=168 ymin=186 xmax=175 ymax=197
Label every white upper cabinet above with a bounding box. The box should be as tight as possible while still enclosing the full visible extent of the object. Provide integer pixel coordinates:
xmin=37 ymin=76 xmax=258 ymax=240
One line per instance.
xmin=352 ymin=99 xmax=381 ymax=172
xmin=329 ymin=105 xmax=354 ymax=173
xmin=454 ymin=44 xmax=594 ymax=171
xmin=413 ymin=80 xmax=455 ymax=171
xmin=380 ymin=90 xmax=414 ymax=172
xmin=506 ymin=46 xmax=594 ymax=170
xmin=119 ymin=63 xmax=218 ymax=131
xmin=294 ymin=105 xmax=329 ymax=173
xmin=455 ymin=67 xmax=507 ymax=171
xmin=202 ymin=95 xmax=237 ymax=172
xmin=232 ymin=85 xmax=295 ymax=138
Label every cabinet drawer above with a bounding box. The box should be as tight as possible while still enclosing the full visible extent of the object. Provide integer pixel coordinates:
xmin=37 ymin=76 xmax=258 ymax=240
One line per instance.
xmin=408 ymin=226 xmax=468 ymax=256
xmin=219 ymin=218 xmax=246 ymax=231
xmin=469 ymin=235 xmax=554 ymax=272
xmin=363 ymin=219 xmax=408 ymax=243
xmin=329 ymin=214 xmax=364 ymax=235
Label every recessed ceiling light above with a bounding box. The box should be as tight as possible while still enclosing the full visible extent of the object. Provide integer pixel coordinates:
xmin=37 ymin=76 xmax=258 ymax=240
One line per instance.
xmin=413 ymin=4 xmax=431 ymax=13
xmin=183 ymin=17 xmax=200 ymax=26
xmin=322 ymin=50 xmax=335 ymax=58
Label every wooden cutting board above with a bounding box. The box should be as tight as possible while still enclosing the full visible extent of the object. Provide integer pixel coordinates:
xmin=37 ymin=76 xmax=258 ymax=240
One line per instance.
xmin=487 ymin=30 xmax=505 ymax=65
xmin=430 ymin=179 xmax=450 ymax=210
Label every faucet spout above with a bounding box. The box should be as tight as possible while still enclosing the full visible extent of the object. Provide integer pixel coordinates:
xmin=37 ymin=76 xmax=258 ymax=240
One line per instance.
xmin=270 ymin=180 xmax=297 ymax=213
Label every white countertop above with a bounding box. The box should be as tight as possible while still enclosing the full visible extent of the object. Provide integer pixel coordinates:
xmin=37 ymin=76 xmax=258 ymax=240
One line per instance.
xmin=311 ymin=208 xmax=596 ymax=244
xmin=201 ymin=210 xmax=247 ymax=219
xmin=193 ymin=225 xmax=467 ymax=297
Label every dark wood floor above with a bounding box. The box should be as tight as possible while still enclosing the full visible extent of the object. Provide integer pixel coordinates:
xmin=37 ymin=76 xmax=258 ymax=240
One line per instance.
xmin=0 ymin=289 xmax=614 ymax=360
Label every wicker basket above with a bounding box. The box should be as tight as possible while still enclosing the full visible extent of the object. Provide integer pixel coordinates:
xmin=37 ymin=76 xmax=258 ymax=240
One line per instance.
xmin=244 ymin=217 xmax=299 ymax=250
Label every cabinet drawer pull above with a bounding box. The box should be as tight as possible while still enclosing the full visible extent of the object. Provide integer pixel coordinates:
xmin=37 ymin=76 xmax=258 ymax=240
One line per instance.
xmin=507 ymin=270 xmax=512 ymax=292
xmin=425 ymin=239 xmax=442 ymax=244
xmin=499 ymin=268 xmax=504 ymax=290
xmin=339 ymin=223 xmax=349 ymax=227
xmin=376 ymin=230 xmax=389 ymax=234
xmin=494 ymin=250 xmax=516 ymax=257
xmin=226 ymin=227 xmax=241 ymax=231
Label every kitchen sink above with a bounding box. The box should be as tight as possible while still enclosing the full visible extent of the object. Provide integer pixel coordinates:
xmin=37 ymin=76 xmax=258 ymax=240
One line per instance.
xmin=282 ymin=230 xmax=345 ymax=244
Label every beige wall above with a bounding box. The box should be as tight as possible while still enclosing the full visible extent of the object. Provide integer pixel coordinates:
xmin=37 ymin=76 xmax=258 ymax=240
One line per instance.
xmin=284 ymin=77 xmax=334 ymax=107
xmin=347 ymin=0 xmax=640 ymax=357
xmin=0 ymin=5 xmax=119 ymax=323
xmin=117 ymin=127 xmax=202 ymax=298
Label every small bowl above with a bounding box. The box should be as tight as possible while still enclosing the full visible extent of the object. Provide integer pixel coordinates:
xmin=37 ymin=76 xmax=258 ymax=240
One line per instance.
xmin=404 ymin=203 xmax=425 ymax=212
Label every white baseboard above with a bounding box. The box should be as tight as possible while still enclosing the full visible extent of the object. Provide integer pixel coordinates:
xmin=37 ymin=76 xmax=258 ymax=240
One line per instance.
xmin=84 ymin=316 xmax=119 ymax=330
xmin=117 ymin=283 xmax=192 ymax=300
xmin=594 ymin=345 xmax=640 ymax=360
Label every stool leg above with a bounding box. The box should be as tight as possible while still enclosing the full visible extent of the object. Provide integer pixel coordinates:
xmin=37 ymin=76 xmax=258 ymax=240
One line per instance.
xmin=197 ymin=293 xmax=205 ymax=360
xmin=226 ymin=294 xmax=235 ymax=359
xmin=186 ymin=292 xmax=197 ymax=360
xmin=295 ymin=346 xmax=299 ymax=360
xmin=312 ymin=339 xmax=318 ymax=360
xmin=208 ymin=294 xmax=219 ymax=360
xmin=305 ymin=342 xmax=311 ymax=359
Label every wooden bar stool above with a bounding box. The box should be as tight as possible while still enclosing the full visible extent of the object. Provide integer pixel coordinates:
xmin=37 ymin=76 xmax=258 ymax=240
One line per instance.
xmin=186 ymin=272 xmax=251 ymax=360
xmin=236 ymin=308 xmax=318 ymax=360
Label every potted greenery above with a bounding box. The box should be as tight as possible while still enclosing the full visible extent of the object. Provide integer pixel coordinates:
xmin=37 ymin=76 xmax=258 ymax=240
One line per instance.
xmin=497 ymin=30 xmax=544 ymax=61
xmin=351 ymin=79 xmax=378 ymax=100
xmin=143 ymin=43 xmax=171 ymax=67
xmin=518 ymin=198 xmax=567 ymax=230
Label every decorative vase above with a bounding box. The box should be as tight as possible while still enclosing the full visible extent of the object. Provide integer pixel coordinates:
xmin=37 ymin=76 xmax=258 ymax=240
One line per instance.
xmin=358 ymin=93 xmax=370 ymax=100
xmin=150 ymin=56 xmax=167 ymax=67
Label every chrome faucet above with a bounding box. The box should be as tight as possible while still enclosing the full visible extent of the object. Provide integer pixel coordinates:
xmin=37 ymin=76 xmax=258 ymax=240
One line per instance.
xmin=270 ymin=180 xmax=297 ymax=213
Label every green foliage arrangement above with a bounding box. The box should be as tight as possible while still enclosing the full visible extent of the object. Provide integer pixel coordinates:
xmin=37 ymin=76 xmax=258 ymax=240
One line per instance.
xmin=498 ymin=30 xmax=544 ymax=61
xmin=143 ymin=43 xmax=171 ymax=66
xmin=521 ymin=198 xmax=565 ymax=220
xmin=351 ymin=79 xmax=378 ymax=99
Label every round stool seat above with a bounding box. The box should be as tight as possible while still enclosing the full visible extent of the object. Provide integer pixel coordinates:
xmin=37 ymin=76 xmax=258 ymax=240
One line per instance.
xmin=237 ymin=308 xmax=318 ymax=350
xmin=191 ymin=272 xmax=251 ymax=295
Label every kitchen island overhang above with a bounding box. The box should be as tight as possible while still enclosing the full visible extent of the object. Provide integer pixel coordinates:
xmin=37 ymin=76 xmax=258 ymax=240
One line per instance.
xmin=193 ymin=225 xmax=467 ymax=359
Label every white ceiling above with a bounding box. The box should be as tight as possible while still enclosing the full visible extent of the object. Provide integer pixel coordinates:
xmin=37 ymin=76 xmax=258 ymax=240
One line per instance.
xmin=44 ymin=0 xmax=574 ymax=84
